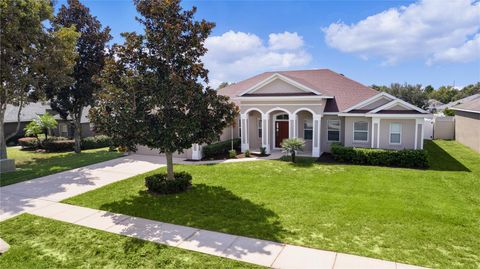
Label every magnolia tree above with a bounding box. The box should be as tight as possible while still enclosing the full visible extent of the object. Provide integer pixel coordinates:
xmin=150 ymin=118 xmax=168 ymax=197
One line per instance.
xmin=90 ymin=0 xmax=238 ymax=180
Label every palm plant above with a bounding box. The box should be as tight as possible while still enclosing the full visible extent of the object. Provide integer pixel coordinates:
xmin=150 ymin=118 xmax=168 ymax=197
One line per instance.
xmin=281 ymin=138 xmax=304 ymax=163
xmin=24 ymin=113 xmax=58 ymax=141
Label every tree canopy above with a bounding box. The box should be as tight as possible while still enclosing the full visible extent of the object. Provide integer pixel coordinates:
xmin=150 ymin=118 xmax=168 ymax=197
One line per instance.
xmin=91 ymin=0 xmax=238 ymax=180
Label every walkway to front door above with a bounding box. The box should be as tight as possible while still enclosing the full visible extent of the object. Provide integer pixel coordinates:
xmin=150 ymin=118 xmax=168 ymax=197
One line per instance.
xmin=275 ymin=121 xmax=289 ymax=148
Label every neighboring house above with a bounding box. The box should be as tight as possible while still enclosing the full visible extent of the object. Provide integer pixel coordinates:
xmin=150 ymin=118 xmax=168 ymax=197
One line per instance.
xmin=4 ymin=102 xmax=93 ymax=142
xmin=427 ymin=99 xmax=444 ymax=113
xmin=137 ymin=69 xmax=431 ymax=159
xmin=452 ymin=96 xmax=480 ymax=153
xmin=435 ymin=94 xmax=480 ymax=114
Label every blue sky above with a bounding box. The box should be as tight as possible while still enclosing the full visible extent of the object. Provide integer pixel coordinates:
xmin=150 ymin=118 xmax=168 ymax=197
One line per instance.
xmin=56 ymin=0 xmax=480 ymax=89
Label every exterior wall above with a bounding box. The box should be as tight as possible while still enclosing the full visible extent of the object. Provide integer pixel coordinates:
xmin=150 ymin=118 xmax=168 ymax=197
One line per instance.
xmin=320 ymin=115 xmax=345 ymax=152
xmin=434 ymin=117 xmax=455 ymax=139
xmin=248 ymin=111 xmax=262 ymax=151
xmin=455 ymin=111 xmax=480 ymax=152
xmin=253 ymin=79 xmax=305 ymax=94
xmin=378 ymin=119 xmax=416 ymax=150
xmin=388 ymin=104 xmax=409 ymax=110
xmin=296 ymin=111 xmax=313 ymax=152
xmin=344 ymin=117 xmax=372 ymax=148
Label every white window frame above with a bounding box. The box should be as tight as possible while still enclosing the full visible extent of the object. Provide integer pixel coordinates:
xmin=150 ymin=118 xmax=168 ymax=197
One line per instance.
xmin=353 ymin=121 xmax=369 ymax=142
xmin=303 ymin=119 xmax=313 ymax=140
xmin=389 ymin=123 xmax=402 ymax=145
xmin=238 ymin=118 xmax=242 ymax=137
xmin=258 ymin=118 xmax=262 ymax=138
xmin=327 ymin=119 xmax=341 ymax=142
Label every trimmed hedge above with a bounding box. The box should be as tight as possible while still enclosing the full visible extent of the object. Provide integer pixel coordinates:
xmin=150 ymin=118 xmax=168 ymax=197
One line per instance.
xmin=331 ymin=143 xmax=429 ymax=168
xmin=18 ymin=137 xmax=39 ymax=149
xmin=81 ymin=135 xmax=112 ymax=150
xmin=145 ymin=172 xmax=192 ymax=194
xmin=43 ymin=139 xmax=75 ymax=152
xmin=202 ymin=138 xmax=240 ymax=158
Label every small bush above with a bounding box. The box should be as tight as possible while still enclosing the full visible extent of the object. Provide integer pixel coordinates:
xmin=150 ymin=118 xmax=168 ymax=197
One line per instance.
xmin=145 ymin=172 xmax=192 ymax=194
xmin=260 ymin=147 xmax=267 ymax=156
xmin=331 ymin=143 xmax=429 ymax=168
xmin=203 ymin=138 xmax=240 ymax=158
xmin=228 ymin=149 xmax=237 ymax=159
xmin=244 ymin=150 xmax=251 ymax=157
xmin=81 ymin=135 xmax=112 ymax=150
xmin=18 ymin=137 xmax=39 ymax=149
xmin=42 ymin=139 xmax=75 ymax=152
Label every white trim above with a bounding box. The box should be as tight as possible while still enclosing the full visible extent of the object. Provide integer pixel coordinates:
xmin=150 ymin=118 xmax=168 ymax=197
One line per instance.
xmin=369 ymin=99 xmax=428 ymax=114
xmin=244 ymin=107 xmax=264 ymax=116
xmin=337 ymin=113 xmax=432 ymax=118
xmin=352 ymin=121 xmax=369 ymax=143
xmin=265 ymin=107 xmax=292 ymax=116
xmin=234 ymin=96 xmax=332 ymax=101
xmin=242 ymin=103 xmax=322 ymax=106
xmin=238 ymin=73 xmax=323 ymax=96
xmin=389 ymin=122 xmax=402 ymax=145
xmin=293 ymin=107 xmax=316 ymax=116
xmin=326 ymin=119 xmax=341 ymax=142
xmin=451 ymin=107 xmax=480 ymax=114
xmin=344 ymin=92 xmax=396 ymax=112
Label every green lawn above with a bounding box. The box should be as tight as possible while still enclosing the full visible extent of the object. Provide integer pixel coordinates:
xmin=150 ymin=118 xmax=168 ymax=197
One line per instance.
xmin=0 ymin=214 xmax=258 ymax=269
xmin=1 ymin=147 xmax=122 ymax=186
xmin=64 ymin=140 xmax=480 ymax=268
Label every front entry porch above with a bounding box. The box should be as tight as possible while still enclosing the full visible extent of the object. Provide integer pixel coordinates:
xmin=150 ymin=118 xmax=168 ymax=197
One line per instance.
xmin=240 ymin=107 xmax=323 ymax=157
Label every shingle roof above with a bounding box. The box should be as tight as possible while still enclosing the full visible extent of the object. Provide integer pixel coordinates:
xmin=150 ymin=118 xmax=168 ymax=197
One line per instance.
xmin=4 ymin=102 xmax=90 ymax=123
xmin=452 ymin=94 xmax=480 ymax=113
xmin=217 ymin=69 xmax=378 ymax=112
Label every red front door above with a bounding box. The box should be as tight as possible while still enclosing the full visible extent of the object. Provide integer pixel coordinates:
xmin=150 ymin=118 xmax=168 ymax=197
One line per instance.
xmin=275 ymin=121 xmax=289 ymax=148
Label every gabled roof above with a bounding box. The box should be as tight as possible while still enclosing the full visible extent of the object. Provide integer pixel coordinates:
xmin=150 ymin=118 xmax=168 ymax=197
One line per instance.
xmin=218 ymin=69 xmax=378 ymax=111
xmin=238 ymin=73 xmax=323 ymax=96
xmin=368 ymin=98 xmax=428 ymax=114
xmin=452 ymin=95 xmax=480 ymax=114
xmin=437 ymin=94 xmax=480 ymax=111
xmin=4 ymin=102 xmax=90 ymax=123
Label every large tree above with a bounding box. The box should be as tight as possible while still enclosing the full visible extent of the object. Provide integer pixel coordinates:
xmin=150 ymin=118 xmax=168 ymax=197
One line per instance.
xmin=372 ymin=83 xmax=429 ymax=109
xmin=0 ymin=0 xmax=78 ymax=159
xmin=47 ymin=0 xmax=111 ymax=153
xmin=91 ymin=0 xmax=238 ymax=180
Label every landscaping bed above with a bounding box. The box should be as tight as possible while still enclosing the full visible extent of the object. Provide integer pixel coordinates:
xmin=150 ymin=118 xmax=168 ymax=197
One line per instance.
xmin=0 ymin=214 xmax=258 ymax=268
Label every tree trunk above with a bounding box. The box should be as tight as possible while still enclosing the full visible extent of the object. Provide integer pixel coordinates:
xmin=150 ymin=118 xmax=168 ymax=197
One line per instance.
xmin=0 ymin=106 xmax=7 ymax=159
xmin=73 ymin=116 xmax=82 ymax=153
xmin=5 ymin=99 xmax=24 ymax=142
xmin=291 ymin=150 xmax=296 ymax=163
xmin=165 ymin=151 xmax=174 ymax=180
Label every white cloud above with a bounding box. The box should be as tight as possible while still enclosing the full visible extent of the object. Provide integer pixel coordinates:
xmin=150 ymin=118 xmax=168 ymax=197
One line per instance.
xmin=203 ymin=31 xmax=311 ymax=88
xmin=323 ymin=0 xmax=480 ymax=65
xmin=428 ymin=33 xmax=480 ymax=64
xmin=268 ymin=32 xmax=304 ymax=50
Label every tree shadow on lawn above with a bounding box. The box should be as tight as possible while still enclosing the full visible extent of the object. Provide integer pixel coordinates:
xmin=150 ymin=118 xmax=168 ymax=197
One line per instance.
xmin=424 ymin=141 xmax=470 ymax=172
xmin=98 ymin=184 xmax=290 ymax=243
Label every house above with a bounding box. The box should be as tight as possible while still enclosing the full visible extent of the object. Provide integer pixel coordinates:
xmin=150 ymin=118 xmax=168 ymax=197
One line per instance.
xmin=452 ymin=95 xmax=480 ymax=153
xmin=136 ymin=69 xmax=431 ymax=159
xmin=435 ymin=94 xmax=480 ymax=114
xmin=4 ymin=102 xmax=93 ymax=144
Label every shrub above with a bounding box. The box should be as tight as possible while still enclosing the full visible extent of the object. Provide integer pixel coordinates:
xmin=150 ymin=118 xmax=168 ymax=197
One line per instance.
xmin=42 ymin=139 xmax=75 ymax=152
xmin=18 ymin=137 xmax=39 ymax=149
xmin=281 ymin=138 xmax=305 ymax=163
xmin=244 ymin=150 xmax=251 ymax=157
xmin=331 ymin=143 xmax=429 ymax=168
xmin=202 ymin=138 xmax=240 ymax=158
xmin=81 ymin=135 xmax=112 ymax=150
xmin=228 ymin=149 xmax=237 ymax=159
xmin=145 ymin=172 xmax=192 ymax=194
xmin=260 ymin=147 xmax=267 ymax=156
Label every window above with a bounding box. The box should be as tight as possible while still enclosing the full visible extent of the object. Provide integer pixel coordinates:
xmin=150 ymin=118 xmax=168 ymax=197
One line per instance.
xmin=327 ymin=120 xmax=340 ymax=142
xmin=238 ymin=118 xmax=242 ymax=137
xmin=389 ymin=123 xmax=402 ymax=144
xmin=258 ymin=119 xmax=262 ymax=138
xmin=304 ymin=120 xmax=313 ymax=140
xmin=59 ymin=123 xmax=69 ymax=137
xmin=353 ymin=121 xmax=369 ymax=142
xmin=276 ymin=114 xmax=289 ymax=120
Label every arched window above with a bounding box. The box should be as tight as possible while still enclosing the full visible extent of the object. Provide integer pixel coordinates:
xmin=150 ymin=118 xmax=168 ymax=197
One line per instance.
xmin=276 ymin=114 xmax=289 ymax=120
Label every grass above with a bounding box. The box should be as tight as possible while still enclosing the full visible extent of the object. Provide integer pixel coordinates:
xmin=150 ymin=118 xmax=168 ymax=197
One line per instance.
xmin=1 ymin=147 xmax=122 ymax=186
xmin=0 ymin=214 xmax=258 ymax=268
xmin=64 ymin=140 xmax=480 ymax=268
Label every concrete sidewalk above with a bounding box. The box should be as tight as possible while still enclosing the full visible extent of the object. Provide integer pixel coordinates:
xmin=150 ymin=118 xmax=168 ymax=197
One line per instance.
xmin=28 ymin=202 xmax=425 ymax=269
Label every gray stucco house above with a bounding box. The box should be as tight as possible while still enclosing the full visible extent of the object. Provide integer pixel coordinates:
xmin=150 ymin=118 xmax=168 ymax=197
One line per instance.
xmin=137 ymin=69 xmax=431 ymax=159
xmin=452 ymin=96 xmax=480 ymax=153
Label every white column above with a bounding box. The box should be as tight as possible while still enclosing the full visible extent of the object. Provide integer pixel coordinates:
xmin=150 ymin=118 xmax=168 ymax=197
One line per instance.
xmin=191 ymin=143 xmax=202 ymax=160
xmin=372 ymin=117 xmax=380 ymax=148
xmin=294 ymin=114 xmax=299 ymax=138
xmin=241 ymin=113 xmax=249 ymax=152
xmin=416 ymin=118 xmax=425 ymax=149
xmin=289 ymin=113 xmax=295 ymax=138
xmin=312 ymin=114 xmax=322 ymax=157
xmin=261 ymin=113 xmax=270 ymax=154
